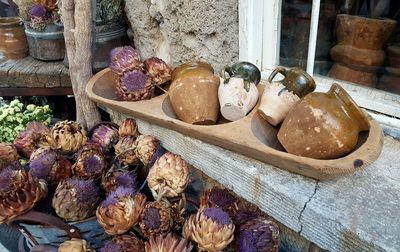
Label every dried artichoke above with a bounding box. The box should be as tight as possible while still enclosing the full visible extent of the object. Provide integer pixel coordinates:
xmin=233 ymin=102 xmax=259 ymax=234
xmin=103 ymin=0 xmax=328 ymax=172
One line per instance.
xmin=51 ymin=120 xmax=87 ymax=154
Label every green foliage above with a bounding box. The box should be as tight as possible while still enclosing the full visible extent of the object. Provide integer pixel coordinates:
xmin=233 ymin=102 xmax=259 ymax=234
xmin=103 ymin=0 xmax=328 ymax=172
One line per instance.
xmin=0 ymin=98 xmax=52 ymax=143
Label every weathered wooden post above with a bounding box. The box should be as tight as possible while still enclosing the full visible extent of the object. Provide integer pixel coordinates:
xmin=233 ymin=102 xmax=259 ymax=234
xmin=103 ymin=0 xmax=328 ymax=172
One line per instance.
xmin=62 ymin=0 xmax=100 ymax=129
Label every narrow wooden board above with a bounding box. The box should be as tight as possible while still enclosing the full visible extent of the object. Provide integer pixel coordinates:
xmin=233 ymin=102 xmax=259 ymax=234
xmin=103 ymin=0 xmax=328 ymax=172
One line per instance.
xmin=0 ymin=56 xmax=70 ymax=88
xmin=86 ymin=68 xmax=384 ymax=180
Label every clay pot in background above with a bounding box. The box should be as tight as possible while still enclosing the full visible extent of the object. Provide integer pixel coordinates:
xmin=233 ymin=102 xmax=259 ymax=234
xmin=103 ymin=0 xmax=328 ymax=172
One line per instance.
xmin=258 ymin=67 xmax=315 ymax=126
xmin=169 ymin=62 xmax=220 ymax=125
xmin=218 ymin=62 xmax=261 ymax=121
xmin=0 ymin=17 xmax=28 ymax=60
xmin=277 ymin=83 xmax=370 ymax=159
xmin=328 ymin=14 xmax=397 ymax=87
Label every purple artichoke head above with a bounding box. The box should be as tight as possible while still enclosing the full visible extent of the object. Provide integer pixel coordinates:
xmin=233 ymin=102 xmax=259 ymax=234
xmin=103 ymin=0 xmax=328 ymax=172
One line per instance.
xmin=203 ymin=207 xmax=232 ymax=226
xmin=0 ymin=168 xmax=13 ymax=193
xmin=143 ymin=207 xmax=161 ymax=229
xmin=68 ymin=178 xmax=100 ymax=204
xmin=100 ymin=240 xmax=122 ymax=252
xmin=110 ymin=46 xmax=141 ymax=75
xmin=28 ymin=5 xmax=47 ymax=19
xmin=209 ymin=187 xmax=236 ymax=210
xmin=238 ymin=218 xmax=280 ymax=252
xmin=29 ymin=148 xmax=58 ymax=179
xmin=90 ymin=123 xmax=119 ymax=151
xmin=102 ymin=187 xmax=135 ymax=208
xmin=144 ymin=57 xmax=172 ymax=85
xmin=115 ymin=171 xmax=137 ymax=191
xmin=122 ymin=70 xmax=149 ymax=92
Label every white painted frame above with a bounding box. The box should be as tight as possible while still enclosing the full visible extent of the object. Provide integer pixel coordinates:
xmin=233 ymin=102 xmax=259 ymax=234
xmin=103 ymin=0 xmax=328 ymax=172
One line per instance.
xmin=239 ymin=0 xmax=400 ymax=136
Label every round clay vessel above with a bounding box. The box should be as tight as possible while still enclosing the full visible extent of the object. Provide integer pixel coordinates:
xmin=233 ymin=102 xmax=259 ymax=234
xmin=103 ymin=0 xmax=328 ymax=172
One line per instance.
xmin=277 ymin=83 xmax=370 ymax=159
xmin=0 ymin=17 xmax=28 ymax=60
xmin=169 ymin=62 xmax=220 ymax=125
xmin=258 ymin=67 xmax=316 ymax=126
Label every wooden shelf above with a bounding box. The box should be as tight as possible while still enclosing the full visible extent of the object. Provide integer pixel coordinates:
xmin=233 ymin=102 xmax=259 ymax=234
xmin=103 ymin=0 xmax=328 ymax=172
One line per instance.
xmin=0 ymin=56 xmax=72 ymax=96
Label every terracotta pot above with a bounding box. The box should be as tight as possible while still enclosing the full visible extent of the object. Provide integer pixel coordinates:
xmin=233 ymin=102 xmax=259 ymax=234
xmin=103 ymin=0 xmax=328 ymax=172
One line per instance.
xmin=169 ymin=62 xmax=220 ymax=125
xmin=336 ymin=14 xmax=396 ymax=51
xmin=218 ymin=62 xmax=261 ymax=121
xmin=329 ymin=14 xmax=396 ymax=87
xmin=0 ymin=17 xmax=28 ymax=60
xmin=258 ymin=67 xmax=315 ymax=126
xmin=277 ymin=83 xmax=370 ymax=159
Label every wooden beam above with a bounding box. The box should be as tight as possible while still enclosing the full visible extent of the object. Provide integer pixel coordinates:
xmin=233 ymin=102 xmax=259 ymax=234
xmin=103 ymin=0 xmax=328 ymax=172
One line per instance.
xmin=0 ymin=87 xmax=73 ymax=96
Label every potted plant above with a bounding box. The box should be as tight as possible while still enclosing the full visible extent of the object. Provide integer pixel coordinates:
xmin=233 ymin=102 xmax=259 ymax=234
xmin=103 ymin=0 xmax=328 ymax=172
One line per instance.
xmin=328 ymin=0 xmax=397 ymax=87
xmin=14 ymin=0 xmax=65 ymax=61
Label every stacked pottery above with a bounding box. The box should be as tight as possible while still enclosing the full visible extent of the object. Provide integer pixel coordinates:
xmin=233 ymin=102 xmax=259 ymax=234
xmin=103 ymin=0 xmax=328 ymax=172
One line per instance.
xmin=328 ymin=14 xmax=397 ymax=87
xmin=258 ymin=67 xmax=316 ymax=126
xmin=168 ymin=62 xmax=220 ymax=125
xmin=0 ymin=17 xmax=28 ymax=60
xmin=218 ymin=62 xmax=261 ymax=121
xmin=378 ymin=44 xmax=400 ymax=94
xmin=277 ymin=83 xmax=370 ymax=159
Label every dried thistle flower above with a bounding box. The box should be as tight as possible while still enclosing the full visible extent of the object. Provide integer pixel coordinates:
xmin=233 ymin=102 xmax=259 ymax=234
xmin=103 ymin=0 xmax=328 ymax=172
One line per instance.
xmin=89 ymin=122 xmax=119 ymax=152
xmin=102 ymin=167 xmax=137 ymax=193
xmin=29 ymin=147 xmax=72 ymax=187
xmin=139 ymin=201 xmax=173 ymax=238
xmin=144 ymin=57 xmax=173 ymax=86
xmin=200 ymin=187 xmax=238 ymax=217
xmin=97 ymin=187 xmax=146 ymax=235
xmin=135 ymin=135 xmax=164 ymax=167
xmin=110 ymin=46 xmax=142 ymax=76
xmin=118 ymin=118 xmax=139 ymax=138
xmin=73 ymin=143 xmax=107 ymax=180
xmin=0 ymin=168 xmax=47 ymax=223
xmin=237 ymin=218 xmax=280 ymax=252
xmin=145 ymin=233 xmax=193 ymax=252
xmin=183 ymin=207 xmax=235 ymax=251
xmin=52 ymin=178 xmax=100 ymax=221
xmin=147 ymin=152 xmax=190 ymax=198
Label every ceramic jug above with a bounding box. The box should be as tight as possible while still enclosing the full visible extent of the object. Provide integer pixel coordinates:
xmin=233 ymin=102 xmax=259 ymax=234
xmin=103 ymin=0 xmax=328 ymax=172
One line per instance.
xmin=0 ymin=17 xmax=28 ymax=60
xmin=218 ymin=62 xmax=261 ymax=121
xmin=168 ymin=62 xmax=220 ymax=125
xmin=277 ymin=83 xmax=370 ymax=159
xmin=259 ymin=67 xmax=316 ymax=126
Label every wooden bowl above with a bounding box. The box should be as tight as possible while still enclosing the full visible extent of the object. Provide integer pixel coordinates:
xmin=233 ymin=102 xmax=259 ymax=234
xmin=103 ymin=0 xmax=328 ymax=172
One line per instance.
xmin=86 ymin=68 xmax=384 ymax=180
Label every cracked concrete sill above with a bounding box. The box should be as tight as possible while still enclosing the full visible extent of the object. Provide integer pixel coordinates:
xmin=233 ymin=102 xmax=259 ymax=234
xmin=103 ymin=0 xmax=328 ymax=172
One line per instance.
xmin=109 ymin=109 xmax=400 ymax=252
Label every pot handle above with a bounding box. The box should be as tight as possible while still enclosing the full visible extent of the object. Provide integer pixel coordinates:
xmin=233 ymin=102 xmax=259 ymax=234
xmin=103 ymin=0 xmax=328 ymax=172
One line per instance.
xmin=10 ymin=210 xmax=82 ymax=244
xmin=268 ymin=67 xmax=287 ymax=83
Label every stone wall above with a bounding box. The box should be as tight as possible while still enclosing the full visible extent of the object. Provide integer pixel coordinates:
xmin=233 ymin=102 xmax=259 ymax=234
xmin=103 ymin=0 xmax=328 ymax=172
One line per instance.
xmin=124 ymin=0 xmax=239 ymax=72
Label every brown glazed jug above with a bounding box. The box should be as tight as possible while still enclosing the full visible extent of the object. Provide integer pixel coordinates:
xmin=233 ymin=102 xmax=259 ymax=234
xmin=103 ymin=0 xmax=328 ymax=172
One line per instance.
xmin=277 ymin=83 xmax=370 ymax=159
xmin=168 ymin=62 xmax=220 ymax=125
xmin=0 ymin=17 xmax=28 ymax=60
xmin=259 ymin=67 xmax=316 ymax=126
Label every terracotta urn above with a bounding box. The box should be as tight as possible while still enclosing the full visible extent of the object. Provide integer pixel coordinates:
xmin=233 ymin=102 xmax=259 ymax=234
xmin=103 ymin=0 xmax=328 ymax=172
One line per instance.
xmin=258 ymin=67 xmax=316 ymax=126
xmin=328 ymin=14 xmax=397 ymax=86
xmin=168 ymin=62 xmax=220 ymax=125
xmin=218 ymin=62 xmax=261 ymax=121
xmin=277 ymin=83 xmax=370 ymax=159
xmin=0 ymin=17 xmax=28 ymax=60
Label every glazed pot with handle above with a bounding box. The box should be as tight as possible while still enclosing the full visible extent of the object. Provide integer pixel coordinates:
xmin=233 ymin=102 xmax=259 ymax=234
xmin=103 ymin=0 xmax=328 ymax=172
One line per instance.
xmin=258 ymin=67 xmax=316 ymax=126
xmin=168 ymin=62 xmax=220 ymax=125
xmin=218 ymin=62 xmax=261 ymax=121
xmin=277 ymin=83 xmax=370 ymax=159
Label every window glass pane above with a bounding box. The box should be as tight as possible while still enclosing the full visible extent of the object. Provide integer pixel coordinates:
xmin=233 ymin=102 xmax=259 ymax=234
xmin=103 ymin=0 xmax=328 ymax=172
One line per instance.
xmin=315 ymin=0 xmax=400 ymax=95
xmin=279 ymin=0 xmax=312 ymax=70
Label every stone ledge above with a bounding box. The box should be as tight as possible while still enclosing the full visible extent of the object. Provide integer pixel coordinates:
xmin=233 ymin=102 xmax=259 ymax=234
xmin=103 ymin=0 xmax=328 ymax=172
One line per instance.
xmin=109 ymin=109 xmax=400 ymax=252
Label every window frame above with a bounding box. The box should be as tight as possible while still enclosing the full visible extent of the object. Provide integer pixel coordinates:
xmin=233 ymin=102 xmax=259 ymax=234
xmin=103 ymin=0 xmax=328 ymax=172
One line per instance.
xmin=239 ymin=0 xmax=400 ymax=137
